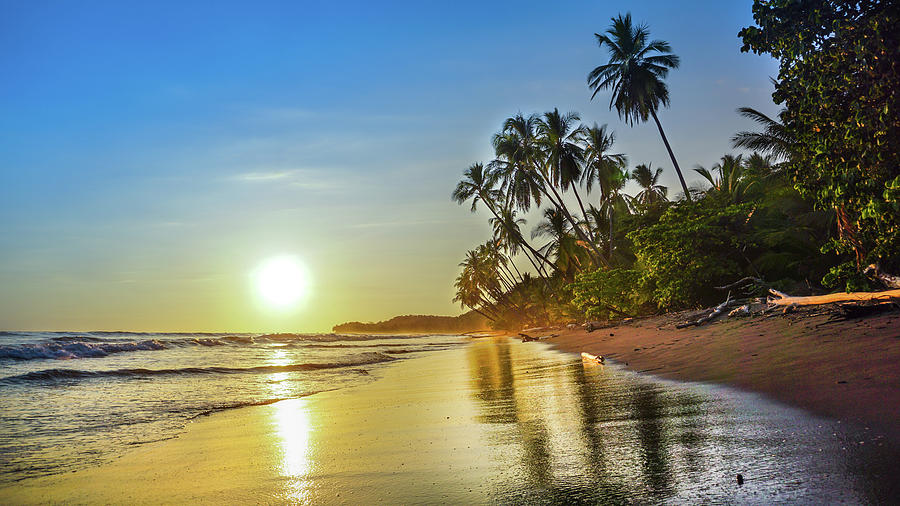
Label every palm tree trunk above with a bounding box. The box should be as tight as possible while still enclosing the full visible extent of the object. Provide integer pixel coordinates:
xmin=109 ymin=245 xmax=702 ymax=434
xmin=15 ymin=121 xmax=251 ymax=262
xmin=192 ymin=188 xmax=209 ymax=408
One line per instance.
xmin=650 ymin=108 xmax=691 ymax=201
xmin=608 ymin=203 xmax=614 ymax=258
xmin=497 ymin=261 xmax=517 ymax=288
xmin=481 ymin=194 xmax=560 ymax=275
xmin=538 ymin=181 xmax=609 ymax=268
xmin=570 ymin=185 xmax=599 ymax=246
xmin=507 ymin=256 xmax=526 ymax=283
xmin=469 ymin=307 xmax=495 ymax=321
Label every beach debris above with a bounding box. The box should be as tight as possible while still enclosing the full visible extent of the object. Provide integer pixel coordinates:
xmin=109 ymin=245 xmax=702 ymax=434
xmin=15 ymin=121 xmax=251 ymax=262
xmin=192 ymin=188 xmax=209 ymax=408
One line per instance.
xmin=566 ymin=323 xmax=578 ymax=330
xmin=520 ymin=333 xmax=556 ymax=343
xmin=718 ymin=276 xmax=900 ymax=309
xmin=728 ymin=305 xmax=751 ymax=317
xmin=583 ymin=321 xmax=610 ymax=333
xmin=737 ymin=473 xmax=744 ymax=485
xmin=676 ymin=292 xmax=735 ymax=328
xmin=581 ymin=352 xmax=604 ymax=364
xmin=863 ymin=263 xmax=900 ymax=289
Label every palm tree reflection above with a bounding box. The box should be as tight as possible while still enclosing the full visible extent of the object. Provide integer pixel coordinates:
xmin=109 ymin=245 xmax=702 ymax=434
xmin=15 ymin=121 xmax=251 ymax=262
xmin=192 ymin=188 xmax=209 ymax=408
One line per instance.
xmin=466 ymin=338 xmax=712 ymax=502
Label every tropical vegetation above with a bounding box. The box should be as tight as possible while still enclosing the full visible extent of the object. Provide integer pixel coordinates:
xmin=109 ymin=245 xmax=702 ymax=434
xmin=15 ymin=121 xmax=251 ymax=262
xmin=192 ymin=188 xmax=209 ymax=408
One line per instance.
xmin=450 ymin=6 xmax=898 ymax=329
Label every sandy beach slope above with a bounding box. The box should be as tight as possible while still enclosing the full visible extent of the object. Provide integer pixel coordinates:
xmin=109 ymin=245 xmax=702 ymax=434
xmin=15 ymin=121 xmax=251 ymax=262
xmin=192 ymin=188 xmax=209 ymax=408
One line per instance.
xmin=545 ymin=307 xmax=900 ymax=443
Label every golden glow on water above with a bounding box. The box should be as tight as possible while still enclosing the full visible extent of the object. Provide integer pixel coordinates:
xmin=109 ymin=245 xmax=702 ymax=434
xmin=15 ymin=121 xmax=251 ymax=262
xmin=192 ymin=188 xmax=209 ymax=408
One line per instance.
xmin=265 ymin=347 xmax=314 ymax=502
xmin=272 ymin=399 xmax=313 ymax=502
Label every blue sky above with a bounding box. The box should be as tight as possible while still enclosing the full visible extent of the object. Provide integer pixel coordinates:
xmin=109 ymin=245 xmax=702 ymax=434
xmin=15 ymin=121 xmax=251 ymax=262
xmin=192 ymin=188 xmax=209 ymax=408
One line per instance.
xmin=0 ymin=1 xmax=779 ymax=331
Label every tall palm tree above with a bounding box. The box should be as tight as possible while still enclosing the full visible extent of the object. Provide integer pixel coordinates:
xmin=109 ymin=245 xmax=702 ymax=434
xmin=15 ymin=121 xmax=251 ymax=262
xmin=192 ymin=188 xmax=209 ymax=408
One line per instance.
xmin=494 ymin=113 xmax=608 ymax=267
xmin=731 ymin=107 xmax=793 ymax=161
xmin=535 ymin=109 xmax=593 ymax=239
xmin=631 ymin=163 xmax=668 ymax=207
xmin=582 ymin=123 xmax=627 ymax=198
xmin=588 ymin=13 xmax=690 ymax=200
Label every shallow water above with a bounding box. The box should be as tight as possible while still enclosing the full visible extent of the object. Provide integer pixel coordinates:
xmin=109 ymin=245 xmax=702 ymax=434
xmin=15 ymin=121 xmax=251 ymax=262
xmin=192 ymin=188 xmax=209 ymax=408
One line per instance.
xmin=0 ymin=331 xmax=462 ymax=483
xmin=457 ymin=338 xmax=900 ymax=504
xmin=3 ymin=334 xmax=898 ymax=503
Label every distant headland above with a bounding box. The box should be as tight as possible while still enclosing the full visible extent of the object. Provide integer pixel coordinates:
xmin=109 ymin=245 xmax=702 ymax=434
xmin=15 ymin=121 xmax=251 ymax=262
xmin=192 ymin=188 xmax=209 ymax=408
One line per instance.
xmin=332 ymin=311 xmax=488 ymax=334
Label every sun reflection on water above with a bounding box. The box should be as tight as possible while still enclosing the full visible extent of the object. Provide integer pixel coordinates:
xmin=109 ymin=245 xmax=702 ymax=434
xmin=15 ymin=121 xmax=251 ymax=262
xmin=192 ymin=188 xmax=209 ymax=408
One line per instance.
xmin=267 ymin=349 xmax=314 ymax=503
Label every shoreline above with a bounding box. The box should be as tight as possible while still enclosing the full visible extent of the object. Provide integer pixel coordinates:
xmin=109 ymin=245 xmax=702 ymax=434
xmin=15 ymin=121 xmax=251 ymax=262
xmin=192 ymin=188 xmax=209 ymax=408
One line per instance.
xmin=4 ymin=331 xmax=899 ymax=503
xmin=540 ymin=307 xmax=900 ymax=443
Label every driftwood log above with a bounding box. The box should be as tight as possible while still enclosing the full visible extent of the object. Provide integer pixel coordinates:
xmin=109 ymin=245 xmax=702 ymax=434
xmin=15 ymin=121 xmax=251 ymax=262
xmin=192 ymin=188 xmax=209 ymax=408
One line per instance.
xmin=715 ymin=276 xmax=900 ymax=307
xmin=677 ymin=274 xmax=900 ymax=329
xmin=766 ymin=288 xmax=900 ymax=306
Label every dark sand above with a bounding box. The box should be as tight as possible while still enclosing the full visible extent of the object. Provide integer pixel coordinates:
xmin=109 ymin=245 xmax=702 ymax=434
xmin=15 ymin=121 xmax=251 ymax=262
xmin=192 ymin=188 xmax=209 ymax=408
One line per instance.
xmin=546 ymin=307 xmax=900 ymax=443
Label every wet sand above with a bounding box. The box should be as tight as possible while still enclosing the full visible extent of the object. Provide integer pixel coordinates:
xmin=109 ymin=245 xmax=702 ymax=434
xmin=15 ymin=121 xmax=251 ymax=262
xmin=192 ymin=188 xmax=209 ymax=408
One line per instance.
xmin=546 ymin=308 xmax=900 ymax=443
xmin=4 ymin=336 xmax=899 ymax=504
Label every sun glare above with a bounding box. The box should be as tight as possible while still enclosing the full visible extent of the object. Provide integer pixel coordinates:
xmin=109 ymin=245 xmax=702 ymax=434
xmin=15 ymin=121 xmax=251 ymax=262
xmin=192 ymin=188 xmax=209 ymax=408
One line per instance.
xmin=255 ymin=256 xmax=310 ymax=309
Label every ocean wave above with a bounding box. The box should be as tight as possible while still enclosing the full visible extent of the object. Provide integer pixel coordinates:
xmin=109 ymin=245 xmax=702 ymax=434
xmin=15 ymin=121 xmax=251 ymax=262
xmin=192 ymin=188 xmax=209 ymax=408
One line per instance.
xmin=256 ymin=332 xmax=428 ymax=343
xmin=0 ymin=352 xmax=397 ymax=384
xmin=0 ymin=340 xmax=168 ymax=361
xmin=50 ymin=336 xmax=107 ymax=343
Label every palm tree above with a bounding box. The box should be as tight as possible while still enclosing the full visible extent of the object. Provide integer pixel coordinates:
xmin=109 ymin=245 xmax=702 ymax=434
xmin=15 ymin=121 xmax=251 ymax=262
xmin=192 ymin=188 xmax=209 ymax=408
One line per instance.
xmin=452 ymin=162 xmax=555 ymax=276
xmin=588 ymin=13 xmax=690 ymax=200
xmin=588 ymin=164 xmax=631 ymax=257
xmin=731 ymin=107 xmax=793 ymax=160
xmin=631 ymin=163 xmax=668 ymax=207
xmin=489 ymin=206 xmax=558 ymax=277
xmin=532 ymin=208 xmax=586 ymax=279
xmin=694 ymin=154 xmax=753 ymax=203
xmin=535 ymin=109 xmax=593 ymax=239
xmin=490 ymin=113 xmax=545 ymax=212
xmin=451 ymin=162 xmax=501 ymax=214
xmin=582 ymin=123 xmax=627 ymax=198
xmin=494 ymin=113 xmax=608 ymax=267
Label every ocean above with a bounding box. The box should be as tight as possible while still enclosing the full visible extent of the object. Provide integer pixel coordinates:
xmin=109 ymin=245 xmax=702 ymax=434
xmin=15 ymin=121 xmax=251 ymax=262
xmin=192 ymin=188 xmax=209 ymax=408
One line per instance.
xmin=0 ymin=330 xmax=464 ymax=484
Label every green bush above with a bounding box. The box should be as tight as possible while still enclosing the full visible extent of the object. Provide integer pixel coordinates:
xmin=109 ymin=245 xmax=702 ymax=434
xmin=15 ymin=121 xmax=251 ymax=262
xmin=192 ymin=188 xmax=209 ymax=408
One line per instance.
xmin=569 ymin=268 xmax=647 ymax=320
xmin=629 ymin=200 xmax=753 ymax=308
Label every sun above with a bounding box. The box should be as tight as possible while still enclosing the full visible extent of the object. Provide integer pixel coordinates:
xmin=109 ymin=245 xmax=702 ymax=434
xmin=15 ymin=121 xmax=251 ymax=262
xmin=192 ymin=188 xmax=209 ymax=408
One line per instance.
xmin=254 ymin=256 xmax=310 ymax=309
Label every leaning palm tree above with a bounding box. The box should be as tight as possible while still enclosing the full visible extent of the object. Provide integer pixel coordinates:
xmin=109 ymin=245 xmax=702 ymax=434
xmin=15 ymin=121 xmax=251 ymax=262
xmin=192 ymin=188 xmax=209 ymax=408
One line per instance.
xmin=452 ymin=162 xmax=555 ymax=276
xmin=532 ymin=208 xmax=587 ymax=280
xmin=451 ymin=162 xmax=501 ymax=214
xmin=588 ymin=12 xmax=690 ymax=200
xmin=631 ymin=163 xmax=668 ymax=208
xmin=490 ymin=206 xmax=559 ymax=277
xmin=731 ymin=107 xmax=793 ymax=161
xmin=534 ymin=109 xmax=607 ymax=262
xmin=494 ymin=113 xmax=608 ymax=267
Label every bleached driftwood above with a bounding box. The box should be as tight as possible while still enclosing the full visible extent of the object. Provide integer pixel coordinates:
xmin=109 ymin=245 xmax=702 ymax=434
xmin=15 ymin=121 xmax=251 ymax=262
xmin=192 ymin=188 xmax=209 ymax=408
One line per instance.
xmin=767 ymin=288 xmax=900 ymax=306
xmin=581 ymin=352 xmax=604 ymax=364
xmin=716 ymin=276 xmax=900 ymax=307
xmin=676 ymin=292 xmax=736 ymax=328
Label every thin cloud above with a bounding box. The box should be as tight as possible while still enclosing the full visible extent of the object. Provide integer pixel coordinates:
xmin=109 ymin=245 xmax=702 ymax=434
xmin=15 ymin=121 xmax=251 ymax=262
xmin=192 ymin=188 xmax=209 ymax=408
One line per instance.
xmin=233 ymin=170 xmax=297 ymax=181
xmin=348 ymin=218 xmax=454 ymax=229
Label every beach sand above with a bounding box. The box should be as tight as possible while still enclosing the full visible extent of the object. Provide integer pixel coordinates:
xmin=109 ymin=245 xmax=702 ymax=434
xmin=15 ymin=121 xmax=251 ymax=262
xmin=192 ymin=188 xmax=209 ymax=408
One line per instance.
xmin=546 ymin=307 xmax=900 ymax=443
